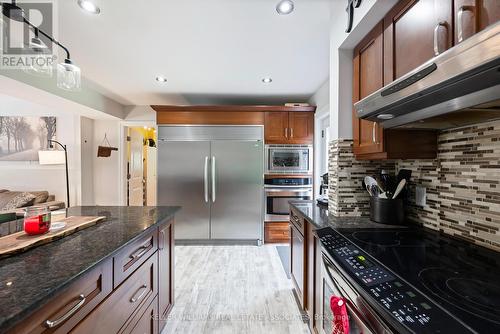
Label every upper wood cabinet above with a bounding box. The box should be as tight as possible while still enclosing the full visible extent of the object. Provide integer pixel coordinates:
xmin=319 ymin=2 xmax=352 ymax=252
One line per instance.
xmin=353 ymin=22 xmax=438 ymax=160
xmin=383 ymin=0 xmax=453 ymax=83
xmin=353 ymin=22 xmax=385 ymax=156
xmin=454 ymin=0 xmax=500 ymax=44
xmin=264 ymin=112 xmax=289 ymax=143
xmin=265 ymin=112 xmax=314 ymax=144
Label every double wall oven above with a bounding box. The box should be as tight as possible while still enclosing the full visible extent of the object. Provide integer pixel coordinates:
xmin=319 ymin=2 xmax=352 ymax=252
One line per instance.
xmin=264 ymin=144 xmax=313 ymax=222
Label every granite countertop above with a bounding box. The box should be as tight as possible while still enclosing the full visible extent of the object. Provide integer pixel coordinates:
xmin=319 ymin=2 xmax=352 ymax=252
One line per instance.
xmin=290 ymin=200 xmax=405 ymax=230
xmin=0 ymin=206 xmax=180 ymax=332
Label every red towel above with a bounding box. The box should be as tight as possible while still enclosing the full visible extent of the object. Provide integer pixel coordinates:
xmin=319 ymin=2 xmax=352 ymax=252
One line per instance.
xmin=330 ymin=296 xmax=350 ymax=334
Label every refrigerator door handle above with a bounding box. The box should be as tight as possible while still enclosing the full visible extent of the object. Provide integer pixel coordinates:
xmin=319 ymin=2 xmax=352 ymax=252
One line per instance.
xmin=204 ymin=156 xmax=209 ymax=203
xmin=211 ymin=156 xmax=216 ymax=203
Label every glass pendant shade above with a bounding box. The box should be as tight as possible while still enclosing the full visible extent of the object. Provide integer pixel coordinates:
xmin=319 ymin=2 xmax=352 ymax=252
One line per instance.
xmin=57 ymin=60 xmax=81 ymax=91
xmin=23 ymin=59 xmax=53 ymax=78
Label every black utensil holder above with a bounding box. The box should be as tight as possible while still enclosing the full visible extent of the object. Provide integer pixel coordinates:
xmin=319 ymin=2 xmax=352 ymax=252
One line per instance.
xmin=370 ymin=197 xmax=404 ymax=225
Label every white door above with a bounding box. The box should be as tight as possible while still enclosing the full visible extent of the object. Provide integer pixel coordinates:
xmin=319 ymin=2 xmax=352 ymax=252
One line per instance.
xmin=128 ymin=128 xmax=144 ymax=206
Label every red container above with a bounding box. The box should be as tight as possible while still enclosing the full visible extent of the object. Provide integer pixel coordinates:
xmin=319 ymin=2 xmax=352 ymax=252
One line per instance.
xmin=24 ymin=208 xmax=51 ymax=235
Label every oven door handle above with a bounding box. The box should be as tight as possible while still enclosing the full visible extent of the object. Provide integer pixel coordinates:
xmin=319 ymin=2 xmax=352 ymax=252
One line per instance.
xmin=322 ymin=255 xmax=381 ymax=334
xmin=265 ymin=188 xmax=312 ymax=192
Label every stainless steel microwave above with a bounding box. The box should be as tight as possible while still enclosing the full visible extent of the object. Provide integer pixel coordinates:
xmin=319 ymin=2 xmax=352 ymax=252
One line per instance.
xmin=265 ymin=145 xmax=313 ymax=174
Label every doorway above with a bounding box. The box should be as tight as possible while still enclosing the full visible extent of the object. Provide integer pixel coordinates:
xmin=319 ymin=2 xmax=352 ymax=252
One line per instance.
xmin=126 ymin=126 xmax=157 ymax=206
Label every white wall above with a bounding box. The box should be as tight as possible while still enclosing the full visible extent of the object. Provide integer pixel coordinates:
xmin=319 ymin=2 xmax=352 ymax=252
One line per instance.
xmin=92 ymin=120 xmax=122 ymax=205
xmin=80 ymin=117 xmax=95 ymax=205
xmin=0 ymin=105 xmax=81 ymax=205
xmin=310 ymin=79 xmax=330 ymax=196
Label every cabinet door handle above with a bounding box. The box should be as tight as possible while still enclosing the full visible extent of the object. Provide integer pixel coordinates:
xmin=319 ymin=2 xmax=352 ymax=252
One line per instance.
xmin=458 ymin=5 xmax=474 ymax=43
xmin=433 ymin=21 xmax=448 ymax=56
xmin=372 ymin=122 xmax=376 ymax=143
xmin=285 ymin=127 xmax=288 ymax=139
xmin=290 ymin=128 xmax=294 ymax=138
xmin=45 ymin=295 xmax=86 ymax=328
xmin=159 ymin=230 xmax=165 ymax=250
xmin=130 ymin=284 xmax=148 ymax=303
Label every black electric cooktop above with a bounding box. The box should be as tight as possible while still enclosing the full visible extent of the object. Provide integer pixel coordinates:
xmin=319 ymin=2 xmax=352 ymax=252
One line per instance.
xmin=320 ymin=226 xmax=500 ymax=333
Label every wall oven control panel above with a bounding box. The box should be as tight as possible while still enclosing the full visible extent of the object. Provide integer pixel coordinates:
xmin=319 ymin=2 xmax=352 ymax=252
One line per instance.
xmin=318 ymin=228 xmax=472 ymax=334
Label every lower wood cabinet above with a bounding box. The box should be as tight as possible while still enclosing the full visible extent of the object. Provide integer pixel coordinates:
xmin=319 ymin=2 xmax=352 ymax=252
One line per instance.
xmin=71 ymin=252 xmax=158 ymax=334
xmin=290 ymin=222 xmax=305 ymax=306
xmin=158 ymin=222 xmax=174 ymax=332
xmin=9 ymin=220 xmax=175 ymax=334
xmin=289 ymin=207 xmax=322 ymax=334
xmin=9 ymin=258 xmax=113 ymax=334
xmin=264 ymin=222 xmax=290 ymax=243
xmin=122 ymin=297 xmax=159 ymax=334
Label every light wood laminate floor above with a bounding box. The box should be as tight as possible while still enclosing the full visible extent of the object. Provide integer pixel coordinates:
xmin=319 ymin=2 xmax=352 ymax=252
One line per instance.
xmin=163 ymin=245 xmax=310 ymax=334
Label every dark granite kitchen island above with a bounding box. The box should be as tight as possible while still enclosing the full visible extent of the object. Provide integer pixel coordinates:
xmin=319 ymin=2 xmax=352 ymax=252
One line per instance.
xmin=0 ymin=206 xmax=180 ymax=333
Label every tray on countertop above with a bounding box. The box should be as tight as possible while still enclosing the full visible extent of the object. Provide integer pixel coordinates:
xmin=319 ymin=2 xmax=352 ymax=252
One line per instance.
xmin=0 ymin=215 xmax=106 ymax=258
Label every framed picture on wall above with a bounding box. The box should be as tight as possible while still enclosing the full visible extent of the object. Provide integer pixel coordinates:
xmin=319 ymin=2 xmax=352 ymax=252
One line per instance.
xmin=0 ymin=116 xmax=57 ymax=161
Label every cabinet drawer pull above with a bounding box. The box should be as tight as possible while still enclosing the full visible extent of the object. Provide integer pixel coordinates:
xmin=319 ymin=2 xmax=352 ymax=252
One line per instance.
xmin=129 ymin=241 xmax=151 ymax=260
xmin=159 ymin=230 xmax=165 ymax=250
xmin=44 ymin=294 xmax=86 ymax=328
xmin=433 ymin=21 xmax=448 ymax=56
xmin=130 ymin=284 xmax=148 ymax=303
xmin=458 ymin=5 xmax=474 ymax=43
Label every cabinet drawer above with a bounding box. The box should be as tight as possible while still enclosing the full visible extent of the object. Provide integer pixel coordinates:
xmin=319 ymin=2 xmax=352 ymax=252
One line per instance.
xmin=123 ymin=296 xmax=158 ymax=334
xmin=113 ymin=229 xmax=157 ymax=287
xmin=290 ymin=209 xmax=305 ymax=236
xmin=264 ymin=222 xmax=290 ymax=243
xmin=71 ymin=253 xmax=158 ymax=334
xmin=10 ymin=259 xmax=112 ymax=334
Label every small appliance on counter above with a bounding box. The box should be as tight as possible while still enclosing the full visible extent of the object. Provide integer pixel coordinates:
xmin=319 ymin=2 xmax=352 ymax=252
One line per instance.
xmin=317 ymin=173 xmax=328 ymax=207
xmin=364 ymin=169 xmax=411 ymax=225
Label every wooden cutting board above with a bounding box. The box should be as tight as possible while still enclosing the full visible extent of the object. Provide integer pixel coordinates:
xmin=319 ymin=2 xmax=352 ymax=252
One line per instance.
xmin=0 ymin=216 xmax=106 ymax=258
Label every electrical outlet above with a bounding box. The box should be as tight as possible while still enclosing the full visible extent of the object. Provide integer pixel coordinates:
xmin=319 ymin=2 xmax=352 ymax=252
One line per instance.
xmin=415 ymin=186 xmax=427 ymax=207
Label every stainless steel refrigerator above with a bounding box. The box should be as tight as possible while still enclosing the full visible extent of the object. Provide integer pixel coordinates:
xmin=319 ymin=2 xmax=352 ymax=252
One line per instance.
xmin=157 ymin=126 xmax=263 ymax=244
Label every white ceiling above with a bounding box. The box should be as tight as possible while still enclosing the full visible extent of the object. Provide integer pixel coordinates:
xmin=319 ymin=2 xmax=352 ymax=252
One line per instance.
xmin=56 ymin=0 xmax=331 ymax=106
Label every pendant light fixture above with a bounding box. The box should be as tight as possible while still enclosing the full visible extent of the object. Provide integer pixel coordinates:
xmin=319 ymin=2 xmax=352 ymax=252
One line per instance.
xmin=23 ymin=28 xmax=53 ymax=78
xmin=1 ymin=0 xmax=81 ymax=91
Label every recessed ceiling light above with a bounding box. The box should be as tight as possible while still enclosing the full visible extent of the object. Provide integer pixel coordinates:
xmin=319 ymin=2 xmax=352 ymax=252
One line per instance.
xmin=156 ymin=76 xmax=167 ymax=83
xmin=77 ymin=0 xmax=101 ymax=14
xmin=276 ymin=0 xmax=294 ymax=15
xmin=262 ymin=77 xmax=273 ymax=84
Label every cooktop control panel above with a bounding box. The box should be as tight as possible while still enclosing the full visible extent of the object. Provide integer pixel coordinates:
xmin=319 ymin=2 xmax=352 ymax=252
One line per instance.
xmin=318 ymin=228 xmax=472 ymax=333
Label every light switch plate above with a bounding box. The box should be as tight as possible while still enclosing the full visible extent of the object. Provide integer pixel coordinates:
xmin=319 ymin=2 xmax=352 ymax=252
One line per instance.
xmin=415 ymin=186 xmax=427 ymax=207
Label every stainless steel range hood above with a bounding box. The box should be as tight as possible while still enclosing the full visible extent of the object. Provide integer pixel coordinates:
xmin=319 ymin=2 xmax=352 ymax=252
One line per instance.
xmin=355 ymin=22 xmax=500 ymax=130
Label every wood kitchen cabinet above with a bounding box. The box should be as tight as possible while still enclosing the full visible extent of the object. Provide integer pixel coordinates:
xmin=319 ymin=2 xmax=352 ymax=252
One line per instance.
xmin=353 ymin=22 xmax=385 ymax=156
xmin=265 ymin=111 xmax=314 ymax=144
xmin=454 ymin=0 xmax=500 ymax=44
xmin=383 ymin=0 xmax=453 ymax=82
xmin=264 ymin=221 xmax=290 ymax=243
xmin=289 ymin=207 xmax=322 ymax=333
xmin=290 ymin=222 xmax=305 ymax=306
xmin=353 ymin=22 xmax=438 ymax=160
xmin=158 ymin=221 xmax=174 ymax=332
xmin=8 ymin=220 xmax=176 ymax=334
